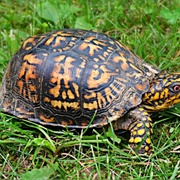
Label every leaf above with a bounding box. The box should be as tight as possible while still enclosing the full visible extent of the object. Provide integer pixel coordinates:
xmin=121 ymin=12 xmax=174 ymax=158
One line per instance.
xmin=169 ymin=127 xmax=175 ymax=134
xmin=36 ymin=1 xmax=59 ymax=24
xmin=20 ymin=163 xmax=58 ymax=180
xmin=26 ymin=137 xmax=56 ymax=153
xmin=160 ymin=8 xmax=180 ymax=24
xmin=75 ymin=16 xmax=96 ymax=30
xmin=36 ymin=2 xmax=80 ymax=25
xmin=105 ymin=127 xmax=121 ymax=144
xmin=143 ymin=7 xmax=153 ymax=14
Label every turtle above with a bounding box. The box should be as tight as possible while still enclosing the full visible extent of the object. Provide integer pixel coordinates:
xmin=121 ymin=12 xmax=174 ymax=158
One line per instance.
xmin=0 ymin=29 xmax=180 ymax=155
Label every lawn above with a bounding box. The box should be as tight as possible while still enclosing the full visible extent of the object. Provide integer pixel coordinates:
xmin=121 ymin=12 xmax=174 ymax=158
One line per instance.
xmin=0 ymin=0 xmax=180 ymax=179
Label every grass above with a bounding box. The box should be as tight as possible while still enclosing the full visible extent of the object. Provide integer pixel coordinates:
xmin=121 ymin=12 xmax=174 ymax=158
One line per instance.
xmin=0 ymin=0 xmax=180 ymax=179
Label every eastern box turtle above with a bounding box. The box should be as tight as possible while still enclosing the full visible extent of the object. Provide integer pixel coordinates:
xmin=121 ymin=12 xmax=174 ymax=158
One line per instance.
xmin=0 ymin=29 xmax=180 ymax=154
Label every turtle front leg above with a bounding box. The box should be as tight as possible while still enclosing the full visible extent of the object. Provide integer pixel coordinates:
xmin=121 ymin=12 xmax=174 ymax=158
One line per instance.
xmin=114 ymin=107 xmax=153 ymax=155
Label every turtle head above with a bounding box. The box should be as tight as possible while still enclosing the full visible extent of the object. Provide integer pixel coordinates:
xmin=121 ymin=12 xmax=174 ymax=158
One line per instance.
xmin=142 ymin=73 xmax=180 ymax=111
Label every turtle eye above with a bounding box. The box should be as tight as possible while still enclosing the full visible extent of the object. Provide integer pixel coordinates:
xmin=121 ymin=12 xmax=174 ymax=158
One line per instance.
xmin=172 ymin=85 xmax=180 ymax=92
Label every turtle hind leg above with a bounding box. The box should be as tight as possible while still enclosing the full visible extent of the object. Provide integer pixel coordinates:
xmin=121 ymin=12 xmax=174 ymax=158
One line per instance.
xmin=114 ymin=107 xmax=153 ymax=155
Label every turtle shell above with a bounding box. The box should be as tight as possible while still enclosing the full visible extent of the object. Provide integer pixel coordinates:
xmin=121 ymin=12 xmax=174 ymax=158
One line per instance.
xmin=0 ymin=29 xmax=160 ymax=128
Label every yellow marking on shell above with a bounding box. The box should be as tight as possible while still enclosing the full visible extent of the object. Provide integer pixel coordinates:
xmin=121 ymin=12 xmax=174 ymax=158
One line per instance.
xmin=22 ymin=36 xmax=45 ymax=50
xmin=23 ymin=54 xmax=43 ymax=65
xmin=25 ymin=66 xmax=37 ymax=81
xmin=57 ymin=48 xmax=63 ymax=53
xmin=94 ymin=64 xmax=99 ymax=69
xmin=87 ymin=65 xmax=117 ymax=89
xmin=15 ymin=106 xmax=34 ymax=116
xmin=119 ymin=52 xmax=125 ymax=57
xmin=87 ymin=70 xmax=101 ymax=82
xmin=138 ymin=129 xmax=145 ymax=136
xmin=89 ymin=44 xmax=102 ymax=56
xmin=67 ymin=89 xmax=75 ymax=99
xmin=17 ymin=80 xmax=24 ymax=95
xmin=97 ymin=92 xmax=106 ymax=108
xmin=144 ymin=63 xmax=160 ymax=75
xmin=84 ymin=36 xmax=96 ymax=42
xmin=61 ymin=121 xmax=68 ymax=126
xmin=146 ymin=138 xmax=151 ymax=144
xmin=49 ymin=85 xmax=60 ymax=98
xmin=113 ymin=55 xmax=125 ymax=64
xmin=72 ymin=83 xmax=79 ymax=98
xmin=104 ymin=87 xmax=116 ymax=103
xmin=113 ymin=55 xmax=130 ymax=71
xmin=93 ymin=39 xmax=107 ymax=46
xmin=83 ymin=101 xmax=98 ymax=110
xmin=43 ymin=97 xmax=50 ymax=102
xmin=94 ymin=58 xmax=99 ymax=62
xmin=62 ymin=91 xmax=67 ymax=99
xmin=130 ymin=93 xmax=142 ymax=107
xmin=29 ymin=84 xmax=36 ymax=92
xmin=137 ymin=123 xmax=143 ymax=128
xmin=134 ymin=137 xmax=142 ymax=143
xmin=45 ymin=36 xmax=55 ymax=46
xmin=103 ymin=51 xmax=109 ymax=57
xmin=17 ymin=54 xmax=43 ymax=99
xmin=63 ymin=44 xmax=73 ymax=51
xmin=81 ymin=122 xmax=89 ymax=126
xmin=78 ymin=40 xmax=102 ymax=56
xmin=109 ymin=84 xmax=119 ymax=93
xmin=87 ymin=69 xmax=107 ymax=89
xmin=40 ymin=114 xmax=55 ymax=123
xmin=75 ymin=68 xmax=82 ymax=78
xmin=78 ymin=42 xmax=88 ymax=52
xmin=135 ymin=83 xmax=148 ymax=92
xmin=79 ymin=60 xmax=86 ymax=68
xmin=98 ymin=54 xmax=105 ymax=61
xmin=52 ymin=36 xmax=66 ymax=48
xmin=53 ymin=31 xmax=71 ymax=36
xmin=116 ymin=41 xmax=126 ymax=48
xmin=84 ymin=92 xmax=96 ymax=99
xmin=107 ymin=47 xmax=114 ymax=52
xmin=133 ymin=131 xmax=137 ymax=135
xmin=50 ymin=56 xmax=76 ymax=95
xmin=61 ymin=119 xmax=74 ymax=126
xmin=29 ymin=94 xmax=38 ymax=103
xmin=51 ymin=100 xmax=79 ymax=110
xmin=53 ymin=55 xmax=66 ymax=62
xmin=68 ymin=120 xmax=74 ymax=125
xmin=129 ymin=63 xmax=143 ymax=73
